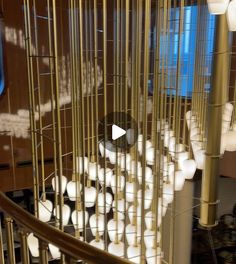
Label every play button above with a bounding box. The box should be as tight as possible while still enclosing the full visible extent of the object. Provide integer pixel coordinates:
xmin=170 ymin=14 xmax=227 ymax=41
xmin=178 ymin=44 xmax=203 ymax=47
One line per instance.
xmin=112 ymin=124 xmax=126 ymax=140
xmin=99 ymin=112 xmax=138 ymax=152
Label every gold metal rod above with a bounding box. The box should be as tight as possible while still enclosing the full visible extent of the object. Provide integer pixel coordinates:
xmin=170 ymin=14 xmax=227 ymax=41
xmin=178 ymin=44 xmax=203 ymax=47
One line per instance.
xmin=133 ymin=0 xmax=142 ymax=245
xmin=200 ymin=14 xmax=231 ymax=227
xmin=141 ymin=0 xmax=151 ymax=263
xmin=19 ymin=230 xmax=29 ymax=264
xmin=85 ymin=0 xmax=91 ymax=171
xmin=102 ymin=0 xmax=108 ymax=248
xmin=5 ymin=217 xmax=15 ymax=264
xmin=24 ymin=0 xmax=39 ymax=218
xmin=32 ymin=0 xmax=46 ymax=201
xmin=151 ymin=0 xmax=162 ymax=252
xmin=52 ymin=0 xmax=64 ymax=231
xmin=74 ymin=0 xmax=82 ymax=217
xmin=124 ymin=0 xmax=129 ymax=255
xmin=39 ymin=240 xmax=48 ymax=264
xmin=0 ymin=218 xmax=5 ymax=264
xmin=169 ymin=1 xmax=184 ymax=263
xmin=93 ymin=0 xmax=100 ymax=240
xmin=78 ymin=0 xmax=87 ymax=241
xmin=69 ymin=0 xmax=77 ymax=182
xmin=47 ymin=0 xmax=59 ymax=225
xmin=89 ymin=0 xmax=95 ymax=159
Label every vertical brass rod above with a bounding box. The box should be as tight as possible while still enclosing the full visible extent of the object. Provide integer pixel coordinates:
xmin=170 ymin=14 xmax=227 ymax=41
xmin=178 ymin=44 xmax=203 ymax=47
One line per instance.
xmin=47 ymin=0 xmax=59 ymax=225
xmin=85 ymin=0 xmax=91 ymax=172
xmin=69 ymin=0 xmax=76 ymax=182
xmin=89 ymin=0 xmax=95 ymax=159
xmin=52 ymin=0 xmax=64 ymax=231
xmin=152 ymin=0 xmax=161 ymax=254
xmin=24 ymin=0 xmax=39 ymax=218
xmin=124 ymin=0 xmax=129 ymax=256
xmin=78 ymin=0 xmax=87 ymax=241
xmin=19 ymin=230 xmax=29 ymax=264
xmin=93 ymin=0 xmax=100 ymax=241
xmin=5 ymin=218 xmax=15 ymax=264
xmin=199 ymin=14 xmax=231 ymax=227
xmin=169 ymin=1 xmax=184 ymax=263
xmin=102 ymin=0 xmax=108 ymax=248
xmin=141 ymin=0 xmax=151 ymax=263
xmin=39 ymin=240 xmax=48 ymax=264
xmin=32 ymin=0 xmax=46 ymax=201
xmin=0 ymin=218 xmax=5 ymax=264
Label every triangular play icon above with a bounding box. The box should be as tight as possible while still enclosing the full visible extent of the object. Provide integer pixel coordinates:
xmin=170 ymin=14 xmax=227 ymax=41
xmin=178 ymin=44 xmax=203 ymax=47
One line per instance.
xmin=112 ymin=124 xmax=126 ymax=140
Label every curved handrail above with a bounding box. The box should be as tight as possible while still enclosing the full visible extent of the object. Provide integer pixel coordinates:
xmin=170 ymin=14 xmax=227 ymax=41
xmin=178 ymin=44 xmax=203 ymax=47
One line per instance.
xmin=0 ymin=192 xmax=132 ymax=264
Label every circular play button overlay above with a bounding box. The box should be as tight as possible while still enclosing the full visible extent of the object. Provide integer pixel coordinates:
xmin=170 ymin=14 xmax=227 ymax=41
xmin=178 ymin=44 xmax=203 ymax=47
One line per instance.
xmin=99 ymin=111 xmax=138 ymax=152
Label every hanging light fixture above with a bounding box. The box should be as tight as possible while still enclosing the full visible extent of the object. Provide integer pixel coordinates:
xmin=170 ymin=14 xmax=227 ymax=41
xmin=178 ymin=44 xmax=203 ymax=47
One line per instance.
xmin=71 ymin=209 xmax=89 ymax=232
xmin=224 ymin=131 xmax=236 ymax=151
xmin=181 ymin=159 xmax=197 ymax=180
xmin=146 ymin=247 xmax=162 ymax=264
xmin=53 ymin=204 xmax=71 ymax=226
xmin=227 ymin=0 xmax=236 ymax=31
xmin=168 ymin=171 xmax=185 ymax=191
xmin=51 ymin=175 xmax=67 ymax=194
xmin=27 ymin=233 xmax=39 ymax=258
xmin=107 ymin=218 xmax=125 ymax=242
xmin=84 ymin=186 xmax=97 ymax=207
xmin=89 ymin=239 xmax=105 ymax=250
xmin=127 ymin=245 xmax=141 ymax=264
xmin=128 ymin=205 xmax=142 ymax=226
xmin=89 ymin=214 xmax=105 ymax=237
xmin=98 ymin=167 xmax=112 ymax=186
xmin=88 ymin=162 xmax=100 ymax=181
xmin=207 ymin=0 xmax=230 ymax=15
xmin=66 ymin=181 xmax=82 ymax=201
xmin=38 ymin=199 xmax=53 ymax=222
xmin=126 ymin=181 xmax=136 ymax=203
xmin=48 ymin=244 xmax=60 ymax=259
xmin=97 ymin=192 xmax=113 ymax=214
xmin=162 ymin=183 xmax=174 ymax=204
xmin=108 ymin=241 xmax=124 ymax=257
xmin=112 ymin=198 xmax=128 ymax=220
xmin=144 ymin=229 xmax=161 ymax=249
xmin=137 ymin=189 xmax=153 ymax=210
xmin=111 ymin=174 xmax=125 ymax=194
xmin=125 ymin=224 xmax=141 ymax=246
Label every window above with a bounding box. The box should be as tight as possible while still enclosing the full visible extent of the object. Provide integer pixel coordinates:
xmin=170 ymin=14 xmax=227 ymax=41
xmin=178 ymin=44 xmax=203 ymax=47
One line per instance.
xmin=0 ymin=21 xmax=5 ymax=96
xmin=150 ymin=5 xmax=215 ymax=97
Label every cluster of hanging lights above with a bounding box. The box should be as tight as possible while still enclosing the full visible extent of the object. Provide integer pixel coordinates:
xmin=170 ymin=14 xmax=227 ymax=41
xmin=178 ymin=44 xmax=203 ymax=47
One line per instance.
xmin=21 ymin=0 xmax=234 ymax=263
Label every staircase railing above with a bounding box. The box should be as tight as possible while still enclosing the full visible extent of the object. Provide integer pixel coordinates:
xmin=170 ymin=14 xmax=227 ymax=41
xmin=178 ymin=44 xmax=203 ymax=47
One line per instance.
xmin=0 ymin=192 xmax=132 ymax=264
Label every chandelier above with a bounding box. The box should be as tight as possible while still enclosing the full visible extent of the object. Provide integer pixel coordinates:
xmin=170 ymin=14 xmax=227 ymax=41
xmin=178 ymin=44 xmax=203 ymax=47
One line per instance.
xmin=21 ymin=0 xmax=234 ymax=263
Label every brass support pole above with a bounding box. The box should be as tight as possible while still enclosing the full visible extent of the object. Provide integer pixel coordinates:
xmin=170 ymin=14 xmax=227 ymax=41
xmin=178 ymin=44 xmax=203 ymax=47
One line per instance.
xmin=19 ymin=230 xmax=29 ymax=264
xmin=199 ymin=15 xmax=231 ymax=227
xmin=39 ymin=240 xmax=48 ymax=264
xmin=52 ymin=0 xmax=64 ymax=232
xmin=5 ymin=217 xmax=15 ymax=264
xmin=0 ymin=218 xmax=5 ymax=264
